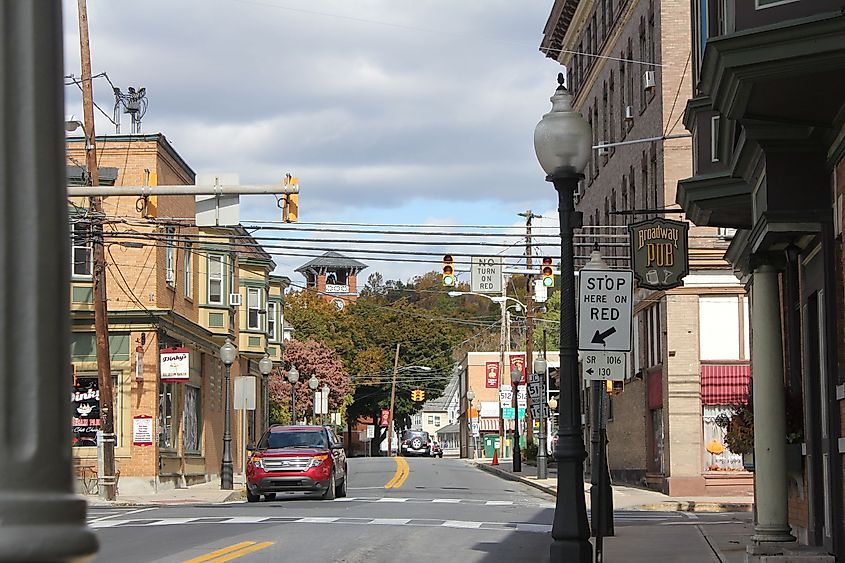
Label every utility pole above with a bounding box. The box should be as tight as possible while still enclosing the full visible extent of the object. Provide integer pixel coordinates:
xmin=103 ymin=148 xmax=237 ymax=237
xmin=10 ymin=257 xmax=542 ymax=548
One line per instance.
xmin=519 ymin=210 xmax=540 ymax=446
xmin=498 ymin=273 xmax=507 ymax=459
xmin=387 ymin=343 xmax=400 ymax=456
xmin=78 ymin=0 xmax=117 ymax=501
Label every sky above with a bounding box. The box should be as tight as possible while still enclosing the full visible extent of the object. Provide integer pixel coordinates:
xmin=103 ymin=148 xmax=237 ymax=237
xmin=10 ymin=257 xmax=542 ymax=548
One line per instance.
xmin=62 ymin=0 xmax=567 ymax=286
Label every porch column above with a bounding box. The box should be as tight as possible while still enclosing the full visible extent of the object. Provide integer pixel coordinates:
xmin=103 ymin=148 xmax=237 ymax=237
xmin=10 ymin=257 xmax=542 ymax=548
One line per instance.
xmin=0 ymin=2 xmax=98 ymax=560
xmin=751 ymin=264 xmax=795 ymax=542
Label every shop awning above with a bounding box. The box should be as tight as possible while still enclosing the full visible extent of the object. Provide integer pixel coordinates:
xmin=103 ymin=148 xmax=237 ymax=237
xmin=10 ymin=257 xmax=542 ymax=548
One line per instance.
xmin=701 ymin=363 xmax=750 ymax=405
xmin=479 ymin=418 xmax=500 ymax=432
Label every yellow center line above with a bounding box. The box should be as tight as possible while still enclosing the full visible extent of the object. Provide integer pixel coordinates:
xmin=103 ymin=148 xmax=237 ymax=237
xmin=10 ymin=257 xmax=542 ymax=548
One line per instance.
xmin=384 ymin=456 xmax=403 ymax=489
xmin=394 ymin=456 xmax=410 ymax=488
xmin=204 ymin=542 xmax=275 ymax=563
xmin=384 ymin=456 xmax=410 ymax=489
xmin=182 ymin=542 xmax=257 ymax=563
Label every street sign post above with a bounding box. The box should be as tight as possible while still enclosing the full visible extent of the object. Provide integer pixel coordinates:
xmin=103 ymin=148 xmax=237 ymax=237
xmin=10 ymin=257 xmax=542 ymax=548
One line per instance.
xmin=578 ymin=270 xmax=633 ymax=351
xmin=499 ymin=385 xmax=513 ymax=407
xmin=582 ymin=351 xmax=627 ymax=381
xmin=471 ymin=256 xmax=503 ymax=293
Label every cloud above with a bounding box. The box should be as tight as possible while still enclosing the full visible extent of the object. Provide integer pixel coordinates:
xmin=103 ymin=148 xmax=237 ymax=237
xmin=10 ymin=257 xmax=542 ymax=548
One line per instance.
xmin=63 ymin=0 xmax=565 ymax=282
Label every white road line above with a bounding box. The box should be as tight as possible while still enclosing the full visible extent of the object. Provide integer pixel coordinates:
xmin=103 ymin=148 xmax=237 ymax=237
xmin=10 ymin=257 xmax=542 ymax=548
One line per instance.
xmin=431 ymin=499 xmax=462 ymax=503
xmin=443 ymin=520 xmax=483 ymax=529
xmin=375 ymin=497 xmax=409 ymax=503
xmin=485 ymin=501 xmax=514 ymax=506
xmin=88 ymin=507 xmax=155 ymax=523
xmin=88 ymin=516 xmax=553 ymax=533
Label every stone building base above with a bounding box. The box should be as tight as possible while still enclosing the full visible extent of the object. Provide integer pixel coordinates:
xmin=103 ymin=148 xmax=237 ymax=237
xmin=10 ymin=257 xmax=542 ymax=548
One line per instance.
xmin=745 ymin=542 xmax=834 ymax=562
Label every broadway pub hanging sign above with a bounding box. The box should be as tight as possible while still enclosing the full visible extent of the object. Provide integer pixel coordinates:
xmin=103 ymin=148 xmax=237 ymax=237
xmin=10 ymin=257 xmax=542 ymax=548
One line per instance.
xmin=628 ymin=218 xmax=689 ymax=290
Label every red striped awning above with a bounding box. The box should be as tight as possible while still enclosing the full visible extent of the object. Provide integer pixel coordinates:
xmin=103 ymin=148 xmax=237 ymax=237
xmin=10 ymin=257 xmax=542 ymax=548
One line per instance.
xmin=479 ymin=418 xmax=500 ymax=432
xmin=701 ymin=363 xmax=750 ymax=405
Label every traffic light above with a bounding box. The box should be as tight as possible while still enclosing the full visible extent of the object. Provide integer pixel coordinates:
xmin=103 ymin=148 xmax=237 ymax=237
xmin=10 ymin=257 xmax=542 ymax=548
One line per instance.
xmin=541 ymin=257 xmax=554 ymax=287
xmin=411 ymin=389 xmax=426 ymax=401
xmin=606 ymin=380 xmax=624 ymax=394
xmin=442 ymin=255 xmax=455 ymax=286
xmin=282 ymin=174 xmax=299 ymax=223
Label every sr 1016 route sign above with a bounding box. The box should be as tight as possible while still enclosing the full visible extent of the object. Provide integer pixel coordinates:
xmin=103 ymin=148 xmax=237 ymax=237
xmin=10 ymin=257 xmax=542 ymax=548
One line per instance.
xmin=578 ymin=269 xmax=633 ymax=352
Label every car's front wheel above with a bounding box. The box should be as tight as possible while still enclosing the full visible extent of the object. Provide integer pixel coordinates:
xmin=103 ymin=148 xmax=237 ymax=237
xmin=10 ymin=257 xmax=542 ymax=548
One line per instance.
xmin=264 ymin=493 xmax=276 ymax=501
xmin=322 ymin=472 xmax=336 ymax=500
xmin=246 ymin=489 xmax=260 ymax=503
xmin=335 ymin=472 xmax=347 ymax=498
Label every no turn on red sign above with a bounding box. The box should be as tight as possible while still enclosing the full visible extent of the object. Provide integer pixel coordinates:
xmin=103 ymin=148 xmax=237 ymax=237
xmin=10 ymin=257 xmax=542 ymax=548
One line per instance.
xmin=578 ymin=270 xmax=633 ymax=352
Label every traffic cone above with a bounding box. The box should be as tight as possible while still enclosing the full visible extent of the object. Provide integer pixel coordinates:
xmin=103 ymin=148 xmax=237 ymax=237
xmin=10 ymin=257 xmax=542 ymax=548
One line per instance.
xmin=492 ymin=449 xmax=499 ymax=466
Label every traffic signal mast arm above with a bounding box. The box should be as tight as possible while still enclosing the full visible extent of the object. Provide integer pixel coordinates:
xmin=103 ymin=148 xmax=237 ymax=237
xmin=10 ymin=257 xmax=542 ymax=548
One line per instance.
xmin=66 ymin=183 xmax=301 ymax=196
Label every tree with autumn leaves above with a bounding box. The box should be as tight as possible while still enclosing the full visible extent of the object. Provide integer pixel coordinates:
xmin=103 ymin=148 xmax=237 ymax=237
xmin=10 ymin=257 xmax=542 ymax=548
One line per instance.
xmin=268 ymin=339 xmax=353 ymax=424
xmin=280 ymin=271 xmax=491 ymax=451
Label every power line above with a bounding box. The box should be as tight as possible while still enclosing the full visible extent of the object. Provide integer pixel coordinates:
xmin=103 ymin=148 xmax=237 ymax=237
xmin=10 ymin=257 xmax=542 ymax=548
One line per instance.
xmin=233 ymin=0 xmax=665 ymax=68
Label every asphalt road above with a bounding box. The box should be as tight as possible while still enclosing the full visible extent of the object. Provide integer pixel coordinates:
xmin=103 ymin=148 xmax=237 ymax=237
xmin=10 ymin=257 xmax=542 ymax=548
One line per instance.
xmin=87 ymin=458 xmax=745 ymax=563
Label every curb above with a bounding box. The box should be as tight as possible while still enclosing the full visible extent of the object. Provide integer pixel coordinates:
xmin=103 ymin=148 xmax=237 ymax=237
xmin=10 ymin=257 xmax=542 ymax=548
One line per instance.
xmin=473 ymin=461 xmax=558 ymax=497
xmin=632 ymin=501 xmax=753 ymax=513
xmin=472 ymin=462 xmax=754 ymax=513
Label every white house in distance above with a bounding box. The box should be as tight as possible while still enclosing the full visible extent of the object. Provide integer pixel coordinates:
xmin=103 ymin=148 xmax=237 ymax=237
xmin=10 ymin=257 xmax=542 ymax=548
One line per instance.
xmin=411 ymin=376 xmax=459 ymax=452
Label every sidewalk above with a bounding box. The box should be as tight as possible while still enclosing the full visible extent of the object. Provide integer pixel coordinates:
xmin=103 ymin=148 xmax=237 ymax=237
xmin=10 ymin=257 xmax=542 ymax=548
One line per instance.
xmin=84 ymin=479 xmax=245 ymax=507
xmin=474 ymin=459 xmax=755 ymax=562
xmin=473 ymin=458 xmax=754 ymax=512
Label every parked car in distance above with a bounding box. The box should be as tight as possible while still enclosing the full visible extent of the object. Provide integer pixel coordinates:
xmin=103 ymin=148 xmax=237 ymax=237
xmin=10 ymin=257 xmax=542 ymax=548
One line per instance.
xmin=246 ymin=425 xmax=347 ymax=502
xmin=430 ymin=441 xmax=443 ymax=458
xmin=400 ymin=430 xmax=432 ymax=457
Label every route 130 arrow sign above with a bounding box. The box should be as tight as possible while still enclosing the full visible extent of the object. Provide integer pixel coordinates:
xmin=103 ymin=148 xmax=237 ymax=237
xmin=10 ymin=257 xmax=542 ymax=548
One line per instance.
xmin=578 ymin=269 xmax=633 ymax=352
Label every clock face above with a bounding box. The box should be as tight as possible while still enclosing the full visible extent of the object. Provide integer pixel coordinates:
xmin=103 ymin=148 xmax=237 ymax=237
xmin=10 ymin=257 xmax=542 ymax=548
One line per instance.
xmin=332 ymin=298 xmax=345 ymax=310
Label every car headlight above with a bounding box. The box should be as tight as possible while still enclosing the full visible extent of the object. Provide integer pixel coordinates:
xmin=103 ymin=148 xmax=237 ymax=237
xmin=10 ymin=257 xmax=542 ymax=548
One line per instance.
xmin=307 ymin=454 xmax=330 ymax=469
xmin=250 ymin=456 xmax=264 ymax=470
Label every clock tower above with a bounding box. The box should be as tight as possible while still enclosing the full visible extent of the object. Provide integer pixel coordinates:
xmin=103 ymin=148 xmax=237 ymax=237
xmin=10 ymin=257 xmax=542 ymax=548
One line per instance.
xmin=296 ymin=251 xmax=367 ymax=308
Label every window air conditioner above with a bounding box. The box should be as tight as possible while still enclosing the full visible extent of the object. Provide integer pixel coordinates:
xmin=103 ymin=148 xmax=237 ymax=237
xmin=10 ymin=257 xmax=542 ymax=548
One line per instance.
xmin=229 ymin=293 xmax=242 ymax=306
xmin=624 ymin=105 xmax=634 ymax=121
xmin=642 ymin=70 xmax=656 ymax=91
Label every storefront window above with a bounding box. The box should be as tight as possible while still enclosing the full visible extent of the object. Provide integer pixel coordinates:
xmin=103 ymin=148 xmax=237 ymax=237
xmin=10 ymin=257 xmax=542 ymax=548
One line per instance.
xmin=184 ymin=385 xmax=201 ymax=453
xmin=159 ymin=382 xmax=176 ymax=449
xmin=703 ymin=405 xmax=743 ymax=471
xmin=71 ymin=372 xmax=119 ymax=447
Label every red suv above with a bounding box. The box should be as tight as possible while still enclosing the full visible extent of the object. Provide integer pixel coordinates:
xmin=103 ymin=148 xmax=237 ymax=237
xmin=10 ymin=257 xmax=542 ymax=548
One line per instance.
xmin=246 ymin=425 xmax=347 ymax=502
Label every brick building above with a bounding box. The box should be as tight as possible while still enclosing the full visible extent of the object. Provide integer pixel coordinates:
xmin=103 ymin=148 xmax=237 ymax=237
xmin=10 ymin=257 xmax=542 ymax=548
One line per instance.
xmin=68 ymin=134 xmax=288 ymax=494
xmin=540 ymin=0 xmax=751 ymax=496
xmin=678 ymin=2 xmax=845 ymax=558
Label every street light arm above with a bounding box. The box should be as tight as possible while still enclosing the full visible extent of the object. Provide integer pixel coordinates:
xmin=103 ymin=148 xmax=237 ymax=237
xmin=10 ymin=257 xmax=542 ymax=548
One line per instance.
xmin=448 ymin=290 xmax=527 ymax=310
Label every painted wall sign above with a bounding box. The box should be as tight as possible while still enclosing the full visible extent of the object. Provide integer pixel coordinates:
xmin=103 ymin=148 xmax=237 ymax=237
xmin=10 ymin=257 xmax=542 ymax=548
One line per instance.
xmin=628 ymin=218 xmax=690 ymax=290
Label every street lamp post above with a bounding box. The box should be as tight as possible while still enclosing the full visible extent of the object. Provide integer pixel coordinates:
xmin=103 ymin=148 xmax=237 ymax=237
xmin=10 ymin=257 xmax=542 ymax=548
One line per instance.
xmin=534 ymin=73 xmax=593 ymax=562
xmin=534 ymin=357 xmax=549 ymax=479
xmin=467 ymin=388 xmax=476 ymax=459
xmin=308 ymin=374 xmax=319 ymax=424
xmin=321 ymin=384 xmax=330 ymax=426
xmin=287 ymin=365 xmax=300 ymax=424
xmin=259 ymin=353 xmax=273 ymax=430
xmin=219 ymin=339 xmax=238 ymax=490
xmin=510 ymin=366 xmax=523 ymax=472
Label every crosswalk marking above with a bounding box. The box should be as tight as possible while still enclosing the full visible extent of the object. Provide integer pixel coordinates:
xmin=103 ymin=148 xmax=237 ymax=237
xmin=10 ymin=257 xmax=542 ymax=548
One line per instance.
xmin=89 ymin=511 xmax=684 ymax=533
xmin=333 ymin=496 xmax=526 ymax=507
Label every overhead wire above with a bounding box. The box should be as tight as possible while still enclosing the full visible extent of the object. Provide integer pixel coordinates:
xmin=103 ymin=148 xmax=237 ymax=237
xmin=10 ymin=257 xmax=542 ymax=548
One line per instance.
xmin=232 ymin=0 xmax=664 ymax=68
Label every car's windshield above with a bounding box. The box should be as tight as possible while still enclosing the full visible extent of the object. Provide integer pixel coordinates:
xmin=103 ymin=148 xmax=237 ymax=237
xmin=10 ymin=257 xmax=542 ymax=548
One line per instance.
xmin=260 ymin=431 xmax=328 ymax=450
xmin=403 ymin=431 xmax=430 ymax=441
